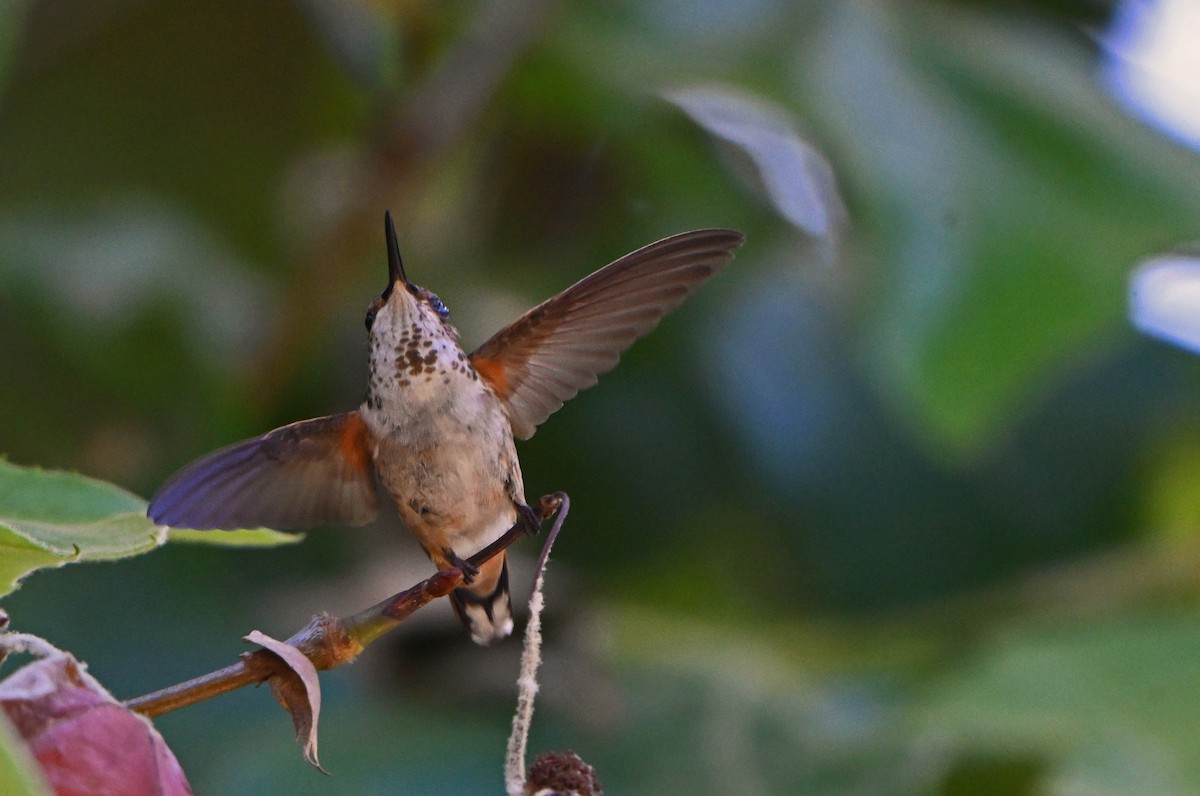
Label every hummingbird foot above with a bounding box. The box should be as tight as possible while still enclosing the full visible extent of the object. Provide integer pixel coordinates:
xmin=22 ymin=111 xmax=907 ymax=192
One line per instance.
xmin=442 ymin=548 xmax=480 ymax=585
xmin=516 ymin=502 xmax=542 ymax=536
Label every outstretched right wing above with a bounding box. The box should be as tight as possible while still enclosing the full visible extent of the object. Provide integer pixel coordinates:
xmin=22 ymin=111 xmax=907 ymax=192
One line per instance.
xmin=147 ymin=411 xmax=380 ymax=530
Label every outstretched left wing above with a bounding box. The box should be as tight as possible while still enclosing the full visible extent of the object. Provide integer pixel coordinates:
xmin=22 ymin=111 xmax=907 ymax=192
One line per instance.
xmin=469 ymin=229 xmax=745 ymax=439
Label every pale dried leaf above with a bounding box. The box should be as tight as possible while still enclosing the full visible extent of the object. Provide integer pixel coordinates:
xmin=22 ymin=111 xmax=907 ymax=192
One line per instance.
xmin=244 ymin=630 xmax=326 ymax=774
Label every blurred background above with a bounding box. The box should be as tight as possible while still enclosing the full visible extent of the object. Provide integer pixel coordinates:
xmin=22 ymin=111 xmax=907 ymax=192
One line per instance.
xmin=4 ymin=0 xmax=1200 ymax=793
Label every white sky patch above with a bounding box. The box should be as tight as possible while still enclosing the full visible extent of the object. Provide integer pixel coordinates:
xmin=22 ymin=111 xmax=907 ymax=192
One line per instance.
xmin=1129 ymin=254 xmax=1200 ymax=353
xmin=1104 ymin=0 xmax=1200 ymax=151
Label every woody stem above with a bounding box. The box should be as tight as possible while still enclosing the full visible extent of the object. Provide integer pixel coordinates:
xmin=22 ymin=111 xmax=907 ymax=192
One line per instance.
xmin=124 ymin=493 xmax=563 ymax=718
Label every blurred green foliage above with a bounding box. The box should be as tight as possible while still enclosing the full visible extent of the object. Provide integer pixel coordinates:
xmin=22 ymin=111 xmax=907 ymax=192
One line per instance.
xmin=4 ymin=0 xmax=1200 ymax=793
xmin=0 ymin=700 xmax=46 ymax=796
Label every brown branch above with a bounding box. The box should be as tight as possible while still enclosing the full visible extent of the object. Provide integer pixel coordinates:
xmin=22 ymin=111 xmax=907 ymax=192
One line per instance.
xmin=381 ymin=0 xmax=561 ymax=160
xmin=125 ymin=493 xmax=564 ymax=718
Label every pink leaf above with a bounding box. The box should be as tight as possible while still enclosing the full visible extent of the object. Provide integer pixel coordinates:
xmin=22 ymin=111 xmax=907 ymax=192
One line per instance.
xmin=0 ymin=652 xmax=192 ymax=796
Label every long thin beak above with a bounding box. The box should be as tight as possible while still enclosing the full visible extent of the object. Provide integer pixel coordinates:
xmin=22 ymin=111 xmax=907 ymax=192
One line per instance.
xmin=384 ymin=211 xmax=407 ymax=286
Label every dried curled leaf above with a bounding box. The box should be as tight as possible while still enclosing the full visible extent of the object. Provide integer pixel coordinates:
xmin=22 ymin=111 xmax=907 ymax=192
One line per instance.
xmin=244 ymin=630 xmax=325 ymax=774
xmin=0 ymin=647 xmax=191 ymax=795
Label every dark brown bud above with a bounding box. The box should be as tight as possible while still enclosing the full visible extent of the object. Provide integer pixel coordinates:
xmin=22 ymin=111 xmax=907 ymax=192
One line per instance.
xmin=524 ymin=750 xmax=602 ymax=796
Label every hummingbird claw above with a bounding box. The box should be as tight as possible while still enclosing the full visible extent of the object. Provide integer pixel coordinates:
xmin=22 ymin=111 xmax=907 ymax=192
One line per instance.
xmin=443 ymin=548 xmax=479 ymax=584
xmin=516 ymin=503 xmax=541 ymax=536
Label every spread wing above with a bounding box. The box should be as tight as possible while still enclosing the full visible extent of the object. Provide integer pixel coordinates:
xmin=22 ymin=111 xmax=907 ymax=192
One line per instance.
xmin=147 ymin=411 xmax=380 ymax=530
xmin=469 ymin=228 xmax=744 ymax=439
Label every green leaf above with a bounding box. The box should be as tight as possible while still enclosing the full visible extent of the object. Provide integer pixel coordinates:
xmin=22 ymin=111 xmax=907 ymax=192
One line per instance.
xmin=0 ymin=712 xmax=49 ymax=796
xmin=0 ymin=459 xmax=296 ymax=597
xmin=168 ymin=528 xmax=301 ymax=547
xmin=0 ymin=461 xmax=163 ymax=596
xmin=915 ymin=610 xmax=1200 ymax=794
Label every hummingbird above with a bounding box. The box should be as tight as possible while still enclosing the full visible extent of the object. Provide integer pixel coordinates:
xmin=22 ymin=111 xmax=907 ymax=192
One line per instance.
xmin=148 ymin=215 xmax=744 ymax=644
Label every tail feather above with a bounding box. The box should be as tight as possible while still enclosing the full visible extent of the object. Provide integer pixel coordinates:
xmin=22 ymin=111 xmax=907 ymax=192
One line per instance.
xmin=449 ymin=554 xmax=514 ymax=645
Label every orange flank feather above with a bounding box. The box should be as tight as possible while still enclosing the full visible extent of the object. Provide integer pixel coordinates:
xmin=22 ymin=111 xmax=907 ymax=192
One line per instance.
xmin=470 ymin=356 xmax=511 ymax=398
xmin=338 ymin=411 xmax=376 ymax=474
